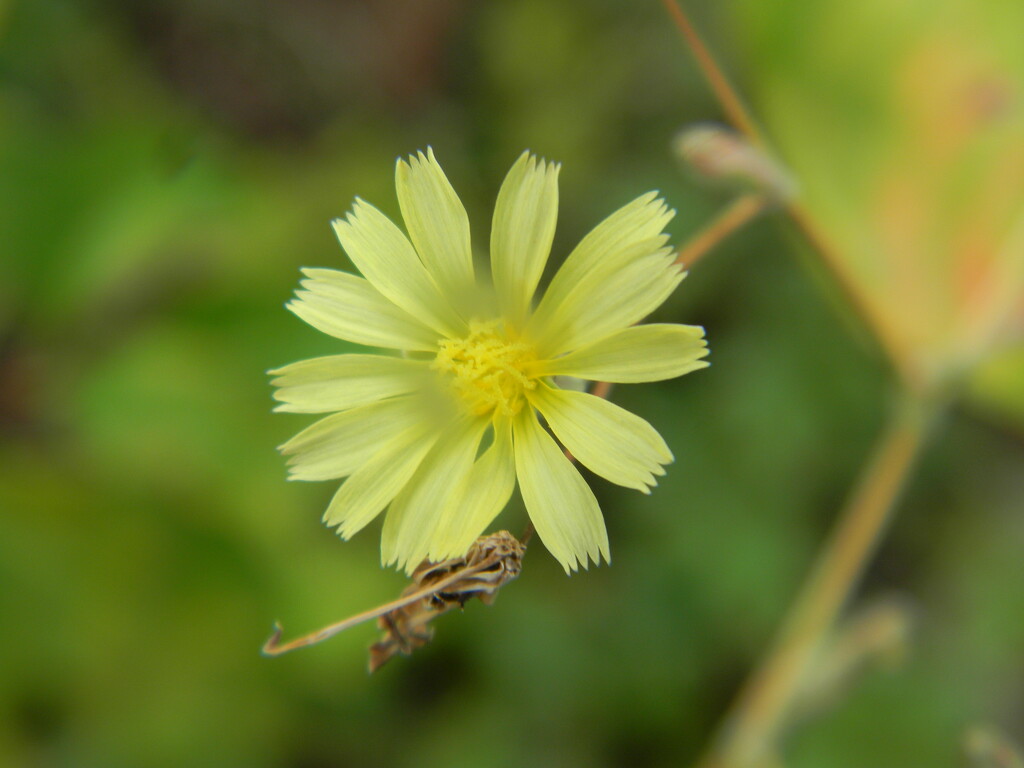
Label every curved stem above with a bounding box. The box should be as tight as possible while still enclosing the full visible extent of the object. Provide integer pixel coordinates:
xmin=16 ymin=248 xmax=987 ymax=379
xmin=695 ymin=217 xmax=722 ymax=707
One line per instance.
xmin=695 ymin=392 xmax=938 ymax=768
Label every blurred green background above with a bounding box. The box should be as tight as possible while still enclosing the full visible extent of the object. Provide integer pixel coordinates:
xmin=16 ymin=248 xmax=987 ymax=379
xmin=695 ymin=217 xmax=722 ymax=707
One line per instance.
xmin=2 ymin=1 xmax=1022 ymax=767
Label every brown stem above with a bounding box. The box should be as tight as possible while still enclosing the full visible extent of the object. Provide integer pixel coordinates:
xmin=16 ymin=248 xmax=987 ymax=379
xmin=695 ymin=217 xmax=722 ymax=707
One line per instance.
xmin=660 ymin=0 xmax=762 ymax=145
xmin=262 ymin=555 xmax=500 ymax=656
xmin=694 ymin=393 xmax=936 ymax=768
xmin=676 ymin=194 xmax=767 ymax=269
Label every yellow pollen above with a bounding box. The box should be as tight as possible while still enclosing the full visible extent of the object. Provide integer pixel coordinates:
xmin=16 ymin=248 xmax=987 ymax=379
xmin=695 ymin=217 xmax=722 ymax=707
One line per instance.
xmin=432 ymin=319 xmax=538 ymax=417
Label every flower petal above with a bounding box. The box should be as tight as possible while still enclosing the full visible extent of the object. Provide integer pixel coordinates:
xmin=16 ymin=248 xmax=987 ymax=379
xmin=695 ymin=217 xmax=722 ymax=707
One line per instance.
xmin=380 ymin=418 xmax=489 ymax=572
xmin=531 ymin=246 xmax=684 ymax=357
xmin=333 ymin=199 xmax=465 ymax=337
xmin=324 ymin=426 xmax=440 ymax=539
xmin=530 ymin=385 xmax=672 ymax=493
xmin=490 ymin=151 xmax=560 ymax=324
xmin=535 ymin=324 xmax=709 ymax=382
xmin=532 ymin=191 xmax=674 ymax=327
xmin=513 ymin=408 xmax=609 ymax=573
xmin=288 ymin=268 xmax=439 ymax=351
xmin=442 ymin=417 xmax=516 ymax=558
xmin=396 ymin=148 xmax=475 ymax=300
xmin=278 ymin=396 xmax=426 ymax=481
xmin=270 ymin=354 xmax=431 ymax=413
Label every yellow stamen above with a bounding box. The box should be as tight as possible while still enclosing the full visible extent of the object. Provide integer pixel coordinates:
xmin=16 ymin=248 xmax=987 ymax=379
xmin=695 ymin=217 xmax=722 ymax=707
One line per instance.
xmin=433 ymin=319 xmax=538 ymax=417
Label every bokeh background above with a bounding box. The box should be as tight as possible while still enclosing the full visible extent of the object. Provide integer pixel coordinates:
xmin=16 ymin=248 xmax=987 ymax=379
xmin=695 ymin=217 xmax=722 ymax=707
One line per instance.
xmin=2 ymin=1 xmax=1023 ymax=767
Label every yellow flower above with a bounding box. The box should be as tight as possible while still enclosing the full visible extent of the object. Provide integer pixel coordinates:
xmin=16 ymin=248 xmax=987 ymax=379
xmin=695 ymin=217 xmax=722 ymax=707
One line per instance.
xmin=272 ymin=149 xmax=708 ymax=573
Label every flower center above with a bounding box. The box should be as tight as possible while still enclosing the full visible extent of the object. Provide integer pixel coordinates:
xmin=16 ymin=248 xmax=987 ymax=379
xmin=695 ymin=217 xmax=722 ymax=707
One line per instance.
xmin=432 ymin=319 xmax=538 ymax=417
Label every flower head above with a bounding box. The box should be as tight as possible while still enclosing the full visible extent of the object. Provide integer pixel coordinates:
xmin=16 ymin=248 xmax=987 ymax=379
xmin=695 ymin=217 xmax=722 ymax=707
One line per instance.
xmin=272 ymin=149 xmax=708 ymax=573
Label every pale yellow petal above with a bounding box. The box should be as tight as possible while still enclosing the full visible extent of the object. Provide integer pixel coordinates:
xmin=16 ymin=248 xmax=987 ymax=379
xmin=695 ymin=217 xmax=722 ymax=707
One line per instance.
xmin=324 ymin=427 xmax=440 ymax=538
xmin=441 ymin=417 xmax=516 ymax=558
xmin=490 ymin=151 xmax=560 ymax=324
xmin=396 ymin=148 xmax=475 ymax=300
xmin=532 ymin=247 xmax=684 ymax=358
xmin=270 ymin=354 xmax=430 ymax=413
xmin=380 ymin=418 xmax=489 ymax=572
xmin=531 ymin=192 xmax=674 ymax=328
xmin=513 ymin=409 xmax=609 ymax=573
xmin=530 ymin=385 xmax=672 ymax=493
xmin=278 ymin=396 xmax=424 ymax=481
xmin=333 ymin=199 xmax=465 ymax=337
xmin=288 ymin=268 xmax=438 ymax=351
xmin=534 ymin=324 xmax=709 ymax=383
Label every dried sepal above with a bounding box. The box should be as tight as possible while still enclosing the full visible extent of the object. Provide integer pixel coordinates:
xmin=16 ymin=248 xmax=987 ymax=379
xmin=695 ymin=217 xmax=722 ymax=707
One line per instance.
xmin=369 ymin=530 xmax=525 ymax=671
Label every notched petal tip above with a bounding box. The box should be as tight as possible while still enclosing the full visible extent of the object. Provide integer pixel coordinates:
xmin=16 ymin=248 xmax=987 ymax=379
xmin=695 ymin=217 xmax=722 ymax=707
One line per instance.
xmin=283 ymin=298 xmax=309 ymax=322
xmin=298 ymin=266 xmax=326 ymax=281
xmin=335 ymin=523 xmax=358 ymax=540
xmin=395 ymin=151 xmax=422 ymax=179
xmin=515 ymin=149 xmax=561 ymax=176
xmin=641 ymin=192 xmax=675 ymax=221
xmin=560 ymin=542 xmax=612 ymax=574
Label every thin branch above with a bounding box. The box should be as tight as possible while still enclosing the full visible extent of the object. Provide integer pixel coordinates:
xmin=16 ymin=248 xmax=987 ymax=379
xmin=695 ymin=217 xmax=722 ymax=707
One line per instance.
xmin=676 ymin=193 xmax=767 ymax=269
xmin=262 ymin=555 xmax=501 ymax=656
xmin=660 ymin=0 xmax=762 ymax=144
